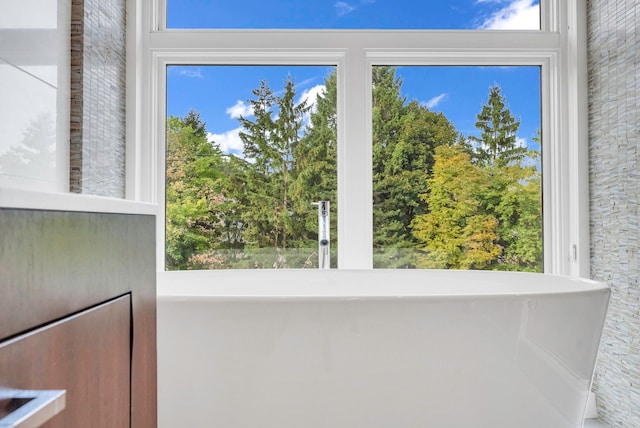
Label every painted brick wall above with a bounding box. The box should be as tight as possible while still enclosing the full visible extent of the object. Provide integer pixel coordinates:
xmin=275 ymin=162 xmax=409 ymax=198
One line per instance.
xmin=588 ymin=0 xmax=640 ymax=426
xmin=70 ymin=0 xmax=126 ymax=197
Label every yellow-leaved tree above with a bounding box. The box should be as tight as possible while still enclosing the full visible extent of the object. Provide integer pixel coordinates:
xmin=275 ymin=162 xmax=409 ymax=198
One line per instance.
xmin=411 ymin=144 xmax=502 ymax=269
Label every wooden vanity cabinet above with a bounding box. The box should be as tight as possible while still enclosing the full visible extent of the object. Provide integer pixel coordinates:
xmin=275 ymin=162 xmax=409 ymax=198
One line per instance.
xmin=0 ymin=296 xmax=131 ymax=426
xmin=0 ymin=209 xmax=156 ymax=427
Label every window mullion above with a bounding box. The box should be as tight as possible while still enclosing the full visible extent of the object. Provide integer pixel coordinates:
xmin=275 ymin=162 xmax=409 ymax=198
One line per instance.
xmin=339 ymin=48 xmax=373 ymax=269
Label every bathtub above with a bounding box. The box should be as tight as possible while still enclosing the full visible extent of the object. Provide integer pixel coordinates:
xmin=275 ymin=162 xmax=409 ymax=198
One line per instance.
xmin=157 ymin=270 xmax=609 ymax=428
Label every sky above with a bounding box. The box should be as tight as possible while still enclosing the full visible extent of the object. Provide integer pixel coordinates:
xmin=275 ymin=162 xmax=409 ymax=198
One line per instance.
xmin=167 ymin=0 xmax=540 ymax=30
xmin=166 ymin=0 xmax=541 ymax=157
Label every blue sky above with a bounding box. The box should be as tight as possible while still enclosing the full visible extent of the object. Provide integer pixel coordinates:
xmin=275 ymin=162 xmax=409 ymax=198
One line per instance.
xmin=167 ymin=0 xmax=540 ymax=30
xmin=166 ymin=0 xmax=541 ymax=156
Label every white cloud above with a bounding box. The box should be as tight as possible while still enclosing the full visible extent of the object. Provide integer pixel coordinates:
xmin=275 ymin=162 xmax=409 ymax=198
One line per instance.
xmin=479 ymin=0 xmax=539 ymax=30
xmin=295 ymin=77 xmax=318 ymax=90
xmin=334 ymin=0 xmax=374 ymax=16
xmin=335 ymin=1 xmax=356 ymax=16
xmin=226 ymin=100 xmax=254 ymax=119
xmin=298 ymin=85 xmax=326 ymax=112
xmin=298 ymin=84 xmax=327 ymax=128
xmin=208 ymin=128 xmax=245 ymax=155
xmin=171 ymin=67 xmax=203 ymax=78
xmin=213 ymin=84 xmax=327 ymax=156
xmin=423 ymin=93 xmax=448 ymax=110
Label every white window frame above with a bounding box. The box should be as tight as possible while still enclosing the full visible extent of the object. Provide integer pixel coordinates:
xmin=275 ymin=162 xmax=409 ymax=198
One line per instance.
xmin=134 ymin=0 xmax=589 ymax=277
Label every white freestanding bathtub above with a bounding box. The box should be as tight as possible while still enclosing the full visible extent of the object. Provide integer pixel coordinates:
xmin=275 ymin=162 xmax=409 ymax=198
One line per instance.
xmin=157 ymin=270 xmax=609 ymax=428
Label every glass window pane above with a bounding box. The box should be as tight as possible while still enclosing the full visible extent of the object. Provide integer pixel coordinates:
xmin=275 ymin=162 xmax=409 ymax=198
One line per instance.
xmin=167 ymin=0 xmax=540 ymax=30
xmin=166 ymin=65 xmax=337 ymax=270
xmin=372 ymin=65 xmax=542 ymax=271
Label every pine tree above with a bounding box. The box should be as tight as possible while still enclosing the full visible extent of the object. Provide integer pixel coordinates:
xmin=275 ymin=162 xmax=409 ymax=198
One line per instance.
xmin=290 ymin=71 xmax=338 ymax=266
xmin=468 ymin=87 xmax=543 ymax=272
xmin=236 ymin=77 xmax=310 ymax=266
xmin=469 ymin=85 xmax=525 ymax=166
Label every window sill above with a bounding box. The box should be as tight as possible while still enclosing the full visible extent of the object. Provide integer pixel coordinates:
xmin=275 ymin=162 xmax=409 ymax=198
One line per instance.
xmin=0 ymin=187 xmax=158 ymax=215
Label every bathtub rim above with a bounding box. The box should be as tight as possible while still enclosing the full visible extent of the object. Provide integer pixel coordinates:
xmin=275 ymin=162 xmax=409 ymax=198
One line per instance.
xmin=157 ymin=269 xmax=609 ymax=299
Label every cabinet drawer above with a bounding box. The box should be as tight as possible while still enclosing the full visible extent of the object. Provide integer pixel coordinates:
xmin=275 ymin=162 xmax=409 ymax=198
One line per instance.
xmin=0 ymin=296 xmax=131 ymax=427
xmin=0 ymin=209 xmax=155 ymax=341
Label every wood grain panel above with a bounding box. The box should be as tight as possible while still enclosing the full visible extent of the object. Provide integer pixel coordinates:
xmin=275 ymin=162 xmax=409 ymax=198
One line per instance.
xmin=0 ymin=296 xmax=131 ymax=427
xmin=0 ymin=208 xmax=157 ymax=427
xmin=0 ymin=209 xmax=155 ymax=340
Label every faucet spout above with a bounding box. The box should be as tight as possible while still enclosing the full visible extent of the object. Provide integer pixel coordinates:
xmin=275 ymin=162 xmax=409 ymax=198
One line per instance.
xmin=312 ymin=201 xmax=330 ymax=269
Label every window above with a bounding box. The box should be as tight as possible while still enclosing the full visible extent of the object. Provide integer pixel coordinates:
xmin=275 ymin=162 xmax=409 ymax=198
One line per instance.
xmin=141 ymin=0 xmax=589 ymax=276
xmin=371 ymin=66 xmax=542 ymax=271
xmin=165 ymin=65 xmax=337 ymax=269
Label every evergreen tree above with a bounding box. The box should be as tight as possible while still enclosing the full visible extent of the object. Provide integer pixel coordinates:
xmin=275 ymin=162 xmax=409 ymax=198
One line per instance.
xmin=490 ymin=131 xmax=542 ymax=271
xmin=468 ymin=87 xmax=543 ymax=272
xmin=469 ymin=85 xmax=525 ymax=166
xmin=372 ymin=67 xmax=458 ymax=267
xmin=388 ymin=101 xmax=459 ymax=231
xmin=291 ymin=71 xmax=338 ymax=266
xmin=211 ymin=154 xmax=251 ymax=266
xmin=183 ymin=109 xmax=207 ymax=137
xmin=372 ymin=67 xmax=407 ymax=265
xmin=236 ymin=77 xmax=310 ymax=266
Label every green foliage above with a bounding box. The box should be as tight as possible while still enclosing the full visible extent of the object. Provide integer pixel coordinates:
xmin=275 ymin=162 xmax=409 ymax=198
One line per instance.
xmin=489 ymin=152 xmax=543 ymax=271
xmin=291 ymin=72 xmax=338 ymax=266
xmin=411 ymin=145 xmax=501 ymax=269
xmin=165 ymin=111 xmax=227 ymax=270
xmin=165 ymin=70 xmax=543 ymax=272
xmin=469 ymin=85 xmax=526 ymax=167
xmin=410 ymin=85 xmax=542 ymax=272
xmin=469 ymin=93 xmax=543 ymax=272
xmin=372 ymin=68 xmax=459 ymax=267
xmin=236 ymin=76 xmax=311 ymax=257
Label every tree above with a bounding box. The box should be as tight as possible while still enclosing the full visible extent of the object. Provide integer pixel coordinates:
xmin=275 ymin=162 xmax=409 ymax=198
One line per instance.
xmin=371 ymin=67 xmax=459 ymax=267
xmin=164 ymin=72 xmax=542 ymax=272
xmin=411 ymin=144 xmax=501 ymax=269
xmin=236 ymin=76 xmax=310 ymax=266
xmin=386 ymin=101 xmax=459 ymax=233
xmin=490 ymin=131 xmax=542 ymax=271
xmin=290 ymin=71 xmax=338 ymax=266
xmin=165 ymin=111 xmax=227 ymax=269
xmin=469 ymin=85 xmax=525 ymax=167
xmin=371 ymin=67 xmax=408 ymax=265
xmin=468 ymin=86 xmax=543 ymax=272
